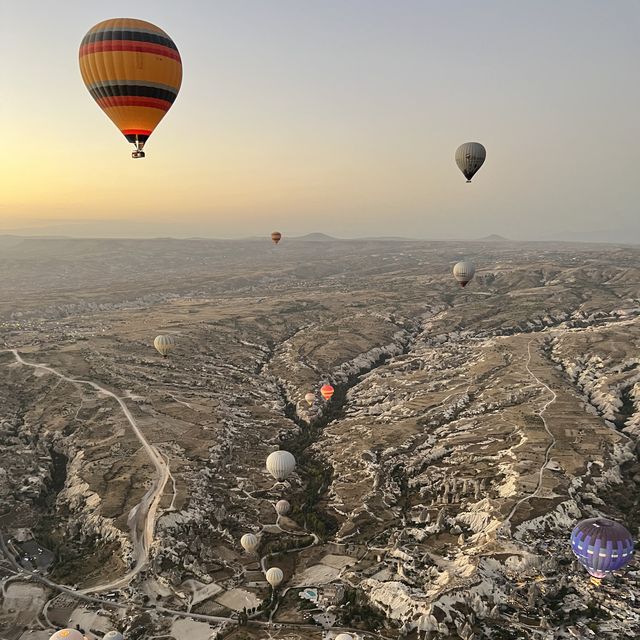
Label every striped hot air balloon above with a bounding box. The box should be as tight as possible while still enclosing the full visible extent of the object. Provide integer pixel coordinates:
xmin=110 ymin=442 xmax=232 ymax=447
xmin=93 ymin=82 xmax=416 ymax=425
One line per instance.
xmin=271 ymin=231 xmax=282 ymax=245
xmin=240 ymin=533 xmax=259 ymax=553
xmin=275 ymin=499 xmax=290 ymax=516
xmin=453 ymin=261 xmax=476 ymax=287
xmin=455 ymin=142 xmax=486 ymax=182
xmin=265 ymin=566 xmax=284 ymax=588
xmin=79 ymin=18 xmax=182 ymax=158
xmin=320 ymin=384 xmax=334 ymax=401
xmin=266 ymin=450 xmax=296 ymax=481
xmin=154 ymin=334 xmax=176 ymax=357
xmin=570 ymin=518 xmax=634 ymax=582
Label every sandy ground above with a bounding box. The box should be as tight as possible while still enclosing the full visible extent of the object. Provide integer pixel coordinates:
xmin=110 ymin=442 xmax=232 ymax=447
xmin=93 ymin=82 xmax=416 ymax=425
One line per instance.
xmin=215 ymin=588 xmax=262 ymax=611
xmin=2 ymin=582 xmax=47 ymax=612
xmin=18 ymin=632 xmax=52 ymax=640
xmin=170 ymin=618 xmax=220 ymax=640
xmin=319 ymin=554 xmax=356 ymax=569
xmin=66 ymin=607 xmax=114 ymax=638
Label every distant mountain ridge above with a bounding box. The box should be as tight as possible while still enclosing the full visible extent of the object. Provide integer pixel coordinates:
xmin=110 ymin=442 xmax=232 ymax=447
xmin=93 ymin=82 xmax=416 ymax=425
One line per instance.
xmin=293 ymin=232 xmax=338 ymax=241
xmin=477 ymin=234 xmax=510 ymax=242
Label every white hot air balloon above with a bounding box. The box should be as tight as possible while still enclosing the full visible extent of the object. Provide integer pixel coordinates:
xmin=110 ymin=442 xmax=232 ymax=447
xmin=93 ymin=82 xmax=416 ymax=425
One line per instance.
xmin=304 ymin=392 xmax=315 ymax=406
xmin=154 ymin=334 xmax=176 ymax=357
xmin=103 ymin=633 xmax=124 ymax=640
xmin=335 ymin=635 xmax=353 ymax=640
xmin=265 ymin=566 xmax=284 ymax=588
xmin=455 ymin=142 xmax=486 ymax=183
xmin=453 ymin=261 xmax=476 ymax=288
xmin=266 ymin=450 xmax=296 ymax=481
xmin=49 ymin=631 xmax=86 ymax=640
xmin=275 ymin=499 xmax=291 ymax=516
xmin=241 ymin=533 xmax=259 ymax=553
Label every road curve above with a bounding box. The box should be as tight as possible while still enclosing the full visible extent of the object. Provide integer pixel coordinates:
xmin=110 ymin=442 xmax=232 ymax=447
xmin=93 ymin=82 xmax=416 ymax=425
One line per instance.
xmin=504 ymin=339 xmax=558 ymax=525
xmin=4 ymin=349 xmax=169 ymax=592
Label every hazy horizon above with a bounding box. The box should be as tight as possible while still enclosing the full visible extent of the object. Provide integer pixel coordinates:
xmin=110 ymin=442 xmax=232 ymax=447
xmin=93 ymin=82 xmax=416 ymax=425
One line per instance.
xmin=2 ymin=1 xmax=639 ymax=241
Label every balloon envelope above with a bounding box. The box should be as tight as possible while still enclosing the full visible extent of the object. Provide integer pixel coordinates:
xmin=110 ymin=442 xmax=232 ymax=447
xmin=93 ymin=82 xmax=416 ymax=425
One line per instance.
xmin=49 ymin=631 xmax=85 ymax=640
xmin=154 ymin=334 xmax=176 ymax=356
xmin=275 ymin=499 xmax=290 ymax=516
xmin=241 ymin=533 xmax=259 ymax=553
xmin=571 ymin=518 xmax=634 ymax=579
xmin=320 ymin=384 xmax=334 ymax=401
xmin=455 ymin=142 xmax=486 ymax=182
xmin=304 ymin=392 xmax=315 ymax=406
xmin=79 ymin=18 xmax=182 ymax=157
xmin=271 ymin=231 xmax=282 ymax=245
xmin=335 ymin=635 xmax=353 ymax=640
xmin=103 ymin=633 xmax=124 ymax=640
xmin=265 ymin=566 xmax=284 ymax=588
xmin=266 ymin=450 xmax=296 ymax=481
xmin=453 ymin=261 xmax=476 ymax=287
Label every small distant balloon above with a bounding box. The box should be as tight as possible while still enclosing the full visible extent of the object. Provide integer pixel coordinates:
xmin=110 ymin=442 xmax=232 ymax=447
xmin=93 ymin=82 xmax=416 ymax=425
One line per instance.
xmin=241 ymin=533 xmax=259 ymax=553
xmin=455 ymin=142 xmax=486 ymax=183
xmin=335 ymin=635 xmax=353 ymax=640
xmin=320 ymin=384 xmax=334 ymax=401
xmin=304 ymin=392 xmax=315 ymax=406
xmin=453 ymin=261 xmax=476 ymax=288
xmin=271 ymin=231 xmax=282 ymax=245
xmin=154 ymin=334 xmax=176 ymax=357
xmin=103 ymin=633 xmax=124 ymax=640
xmin=570 ymin=517 xmax=634 ymax=581
xmin=49 ymin=631 xmax=86 ymax=640
xmin=265 ymin=566 xmax=284 ymax=588
xmin=266 ymin=450 xmax=296 ymax=481
xmin=275 ymin=499 xmax=291 ymax=516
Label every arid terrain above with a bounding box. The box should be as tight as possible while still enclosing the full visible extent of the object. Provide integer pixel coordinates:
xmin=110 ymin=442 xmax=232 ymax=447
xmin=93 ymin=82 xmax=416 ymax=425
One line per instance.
xmin=0 ymin=235 xmax=639 ymax=640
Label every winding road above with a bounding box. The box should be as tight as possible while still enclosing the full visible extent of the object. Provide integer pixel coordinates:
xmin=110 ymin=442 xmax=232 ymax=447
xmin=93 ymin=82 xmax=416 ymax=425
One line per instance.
xmin=504 ymin=339 xmax=558 ymax=525
xmin=3 ymin=349 xmax=169 ymax=592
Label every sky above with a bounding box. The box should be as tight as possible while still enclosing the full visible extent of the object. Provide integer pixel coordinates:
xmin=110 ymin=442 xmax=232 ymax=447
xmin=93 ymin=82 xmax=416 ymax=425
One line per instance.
xmin=1 ymin=1 xmax=639 ymax=241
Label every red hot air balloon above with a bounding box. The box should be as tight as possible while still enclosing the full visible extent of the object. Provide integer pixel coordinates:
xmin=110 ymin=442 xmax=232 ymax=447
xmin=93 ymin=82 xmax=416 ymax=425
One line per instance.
xmin=271 ymin=231 xmax=282 ymax=245
xmin=320 ymin=384 xmax=334 ymax=401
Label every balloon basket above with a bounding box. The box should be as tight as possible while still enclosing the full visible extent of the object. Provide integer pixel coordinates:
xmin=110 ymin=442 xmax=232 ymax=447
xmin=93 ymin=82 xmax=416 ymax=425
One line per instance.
xmin=132 ymin=150 xmax=146 ymax=159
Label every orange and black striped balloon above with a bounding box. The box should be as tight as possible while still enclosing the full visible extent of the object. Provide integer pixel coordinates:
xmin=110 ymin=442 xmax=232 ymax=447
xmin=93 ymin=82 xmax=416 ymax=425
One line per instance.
xmin=79 ymin=18 xmax=182 ymax=155
xmin=271 ymin=231 xmax=282 ymax=245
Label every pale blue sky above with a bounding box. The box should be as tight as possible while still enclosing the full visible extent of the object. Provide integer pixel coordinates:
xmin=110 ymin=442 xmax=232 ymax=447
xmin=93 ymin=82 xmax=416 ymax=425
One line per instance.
xmin=1 ymin=1 xmax=638 ymax=240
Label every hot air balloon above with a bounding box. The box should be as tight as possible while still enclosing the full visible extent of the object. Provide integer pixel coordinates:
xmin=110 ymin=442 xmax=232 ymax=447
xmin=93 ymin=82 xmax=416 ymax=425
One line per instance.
xmin=154 ymin=334 xmax=176 ymax=357
xmin=79 ymin=18 xmax=182 ymax=158
xmin=271 ymin=231 xmax=282 ymax=245
xmin=320 ymin=384 xmax=334 ymax=401
xmin=570 ymin=518 xmax=634 ymax=582
xmin=304 ymin=392 xmax=315 ymax=406
xmin=335 ymin=635 xmax=353 ymax=640
xmin=265 ymin=566 xmax=284 ymax=588
xmin=49 ymin=631 xmax=86 ymax=640
xmin=275 ymin=499 xmax=290 ymax=516
xmin=453 ymin=261 xmax=476 ymax=288
xmin=103 ymin=633 xmax=124 ymax=640
xmin=241 ymin=533 xmax=259 ymax=554
xmin=455 ymin=142 xmax=486 ymax=183
xmin=266 ymin=450 xmax=296 ymax=481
